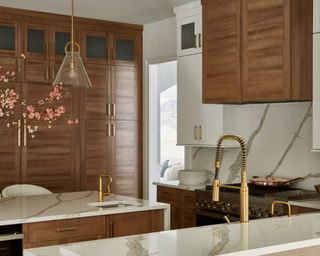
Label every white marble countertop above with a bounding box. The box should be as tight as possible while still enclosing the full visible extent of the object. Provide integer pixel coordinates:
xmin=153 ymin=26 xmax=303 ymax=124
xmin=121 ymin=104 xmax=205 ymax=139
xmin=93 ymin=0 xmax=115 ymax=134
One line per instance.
xmin=153 ymin=180 xmax=207 ymax=191
xmin=0 ymin=191 xmax=170 ymax=227
xmin=24 ymin=212 xmax=320 ymax=256
xmin=289 ymin=197 xmax=320 ymax=210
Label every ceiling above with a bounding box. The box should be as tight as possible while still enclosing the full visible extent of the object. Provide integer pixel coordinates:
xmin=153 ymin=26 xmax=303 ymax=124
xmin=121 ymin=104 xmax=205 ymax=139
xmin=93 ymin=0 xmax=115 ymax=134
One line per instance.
xmin=0 ymin=0 xmax=196 ymax=25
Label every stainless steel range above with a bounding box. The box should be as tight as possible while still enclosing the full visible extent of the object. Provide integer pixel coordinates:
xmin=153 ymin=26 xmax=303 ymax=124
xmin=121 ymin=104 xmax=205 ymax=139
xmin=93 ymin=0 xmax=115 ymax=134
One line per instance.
xmin=195 ymin=184 xmax=312 ymax=226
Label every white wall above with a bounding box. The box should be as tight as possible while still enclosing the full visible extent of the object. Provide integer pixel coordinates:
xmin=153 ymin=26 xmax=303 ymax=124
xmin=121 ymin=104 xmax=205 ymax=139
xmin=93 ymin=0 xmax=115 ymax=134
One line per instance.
xmin=143 ymin=17 xmax=177 ymax=199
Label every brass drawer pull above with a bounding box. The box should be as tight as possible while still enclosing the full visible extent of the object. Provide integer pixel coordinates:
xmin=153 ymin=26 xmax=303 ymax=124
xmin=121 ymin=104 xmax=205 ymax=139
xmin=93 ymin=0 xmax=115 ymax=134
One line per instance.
xmin=198 ymin=125 xmax=202 ymax=140
xmin=194 ymin=125 xmax=198 ymax=140
xmin=23 ymin=118 xmax=27 ymax=147
xmin=112 ymin=104 xmax=116 ymax=117
xmin=107 ymin=124 xmax=111 ymax=137
xmin=198 ymin=33 xmax=202 ymax=48
xmin=109 ymin=222 xmax=114 ymax=237
xmin=17 ymin=119 xmax=21 ymax=147
xmin=56 ymin=226 xmax=79 ymax=232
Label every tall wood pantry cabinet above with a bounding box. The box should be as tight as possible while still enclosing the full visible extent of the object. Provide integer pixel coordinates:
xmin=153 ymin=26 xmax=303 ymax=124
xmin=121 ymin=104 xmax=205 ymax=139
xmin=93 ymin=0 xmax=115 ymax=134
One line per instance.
xmin=0 ymin=7 xmax=142 ymax=197
xmin=202 ymin=0 xmax=312 ymax=104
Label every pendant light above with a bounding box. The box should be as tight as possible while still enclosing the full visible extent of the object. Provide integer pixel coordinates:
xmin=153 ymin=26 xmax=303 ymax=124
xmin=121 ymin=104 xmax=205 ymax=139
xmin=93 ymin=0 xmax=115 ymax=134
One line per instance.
xmin=53 ymin=0 xmax=92 ymax=88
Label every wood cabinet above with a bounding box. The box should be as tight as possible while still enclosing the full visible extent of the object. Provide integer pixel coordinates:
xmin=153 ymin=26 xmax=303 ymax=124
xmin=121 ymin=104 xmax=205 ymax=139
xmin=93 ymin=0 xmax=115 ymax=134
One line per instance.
xmin=315 ymin=0 xmax=320 ymax=33
xmin=157 ymin=186 xmax=196 ymax=229
xmin=0 ymin=7 xmax=142 ymax=197
xmin=202 ymin=0 xmax=312 ymax=104
xmin=23 ymin=210 xmax=165 ymax=249
xmin=291 ymin=205 xmax=320 ymax=215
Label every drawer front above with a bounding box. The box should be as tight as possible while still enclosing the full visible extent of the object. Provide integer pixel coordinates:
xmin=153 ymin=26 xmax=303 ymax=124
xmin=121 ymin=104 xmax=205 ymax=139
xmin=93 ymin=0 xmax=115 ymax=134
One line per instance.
xmin=157 ymin=186 xmax=182 ymax=203
xmin=23 ymin=216 xmax=105 ymax=246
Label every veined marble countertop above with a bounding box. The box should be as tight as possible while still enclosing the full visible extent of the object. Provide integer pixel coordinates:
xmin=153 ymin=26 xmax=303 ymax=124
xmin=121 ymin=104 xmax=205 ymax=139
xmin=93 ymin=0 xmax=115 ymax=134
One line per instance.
xmin=153 ymin=180 xmax=207 ymax=191
xmin=24 ymin=212 xmax=320 ymax=256
xmin=0 ymin=191 xmax=169 ymax=227
xmin=289 ymin=197 xmax=320 ymax=210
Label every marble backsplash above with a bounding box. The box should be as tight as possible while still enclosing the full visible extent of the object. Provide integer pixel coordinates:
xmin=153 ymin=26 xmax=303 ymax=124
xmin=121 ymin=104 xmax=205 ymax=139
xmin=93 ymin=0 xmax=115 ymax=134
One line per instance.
xmin=189 ymin=102 xmax=320 ymax=191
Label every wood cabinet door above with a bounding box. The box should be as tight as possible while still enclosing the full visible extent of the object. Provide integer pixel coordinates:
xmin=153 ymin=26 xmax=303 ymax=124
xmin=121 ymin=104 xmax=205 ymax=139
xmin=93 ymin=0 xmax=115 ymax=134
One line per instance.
xmin=81 ymin=119 xmax=112 ymax=191
xmin=111 ymin=65 xmax=139 ymax=121
xmin=0 ymin=82 xmax=21 ymax=190
xmin=0 ymin=20 xmax=21 ymax=57
xmin=81 ymin=64 xmax=110 ymax=119
xmin=0 ymin=56 xmax=22 ymax=82
xmin=108 ymin=211 xmax=152 ymax=238
xmin=20 ymin=83 xmax=79 ymax=192
xmin=111 ymin=121 xmax=140 ymax=198
xmin=50 ymin=26 xmax=74 ymax=62
xmin=242 ymin=0 xmax=290 ymax=102
xmin=202 ymin=0 xmax=242 ymax=103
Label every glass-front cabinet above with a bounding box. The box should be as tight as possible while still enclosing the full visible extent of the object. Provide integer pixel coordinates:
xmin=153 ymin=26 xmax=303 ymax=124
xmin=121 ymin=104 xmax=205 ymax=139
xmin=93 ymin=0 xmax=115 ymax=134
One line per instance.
xmin=0 ymin=22 xmax=20 ymax=57
xmin=177 ymin=15 xmax=202 ymax=57
xmin=81 ymin=30 xmax=108 ymax=64
xmin=23 ymin=24 xmax=49 ymax=59
xmin=113 ymin=34 xmax=138 ymax=66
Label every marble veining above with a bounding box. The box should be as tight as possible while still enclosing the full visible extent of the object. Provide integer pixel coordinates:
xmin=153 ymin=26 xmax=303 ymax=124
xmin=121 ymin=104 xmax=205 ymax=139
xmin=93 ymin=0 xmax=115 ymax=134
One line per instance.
xmin=226 ymin=104 xmax=270 ymax=183
xmin=25 ymin=212 xmax=320 ymax=256
xmin=0 ymin=191 xmax=169 ymax=227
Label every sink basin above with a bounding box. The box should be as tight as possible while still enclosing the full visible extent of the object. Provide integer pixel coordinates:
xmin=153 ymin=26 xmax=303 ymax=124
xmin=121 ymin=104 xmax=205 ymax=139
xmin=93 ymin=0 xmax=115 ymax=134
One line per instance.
xmin=88 ymin=200 xmax=141 ymax=208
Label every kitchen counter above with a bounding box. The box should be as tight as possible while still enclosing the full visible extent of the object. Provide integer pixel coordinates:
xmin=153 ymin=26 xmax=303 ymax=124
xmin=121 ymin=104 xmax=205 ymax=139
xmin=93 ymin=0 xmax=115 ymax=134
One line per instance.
xmin=0 ymin=191 xmax=169 ymax=227
xmin=153 ymin=180 xmax=207 ymax=191
xmin=24 ymin=212 xmax=320 ymax=256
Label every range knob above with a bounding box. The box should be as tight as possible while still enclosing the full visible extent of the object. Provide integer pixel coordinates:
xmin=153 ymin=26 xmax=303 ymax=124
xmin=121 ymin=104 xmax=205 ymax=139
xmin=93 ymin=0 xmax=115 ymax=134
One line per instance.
xmin=256 ymin=208 xmax=263 ymax=218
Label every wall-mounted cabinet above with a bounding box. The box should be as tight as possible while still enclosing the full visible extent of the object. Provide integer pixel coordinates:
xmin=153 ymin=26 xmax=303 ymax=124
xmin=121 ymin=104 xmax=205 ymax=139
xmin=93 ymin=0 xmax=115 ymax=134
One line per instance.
xmin=315 ymin=0 xmax=320 ymax=33
xmin=202 ymin=0 xmax=312 ymax=104
xmin=174 ymin=1 xmax=202 ymax=57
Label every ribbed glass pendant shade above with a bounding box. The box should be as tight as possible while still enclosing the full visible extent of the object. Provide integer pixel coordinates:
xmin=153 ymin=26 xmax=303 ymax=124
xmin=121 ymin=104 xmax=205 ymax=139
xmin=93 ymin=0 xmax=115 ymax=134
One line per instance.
xmin=53 ymin=51 xmax=92 ymax=88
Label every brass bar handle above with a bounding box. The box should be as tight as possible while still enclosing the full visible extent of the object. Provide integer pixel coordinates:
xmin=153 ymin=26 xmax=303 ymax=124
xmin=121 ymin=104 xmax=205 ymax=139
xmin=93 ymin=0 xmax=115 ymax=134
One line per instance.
xmin=56 ymin=227 xmax=79 ymax=232
xmin=107 ymin=124 xmax=111 ymax=137
xmin=198 ymin=125 xmax=202 ymax=140
xmin=23 ymin=119 xmax=27 ymax=147
xmin=112 ymin=124 xmax=116 ymax=137
xmin=109 ymin=222 xmax=114 ymax=238
xmin=198 ymin=33 xmax=202 ymax=48
xmin=17 ymin=119 xmax=21 ymax=147
xmin=112 ymin=104 xmax=116 ymax=117
xmin=271 ymin=201 xmax=292 ymax=217
xmin=194 ymin=125 xmax=198 ymax=140
xmin=107 ymin=104 xmax=111 ymax=117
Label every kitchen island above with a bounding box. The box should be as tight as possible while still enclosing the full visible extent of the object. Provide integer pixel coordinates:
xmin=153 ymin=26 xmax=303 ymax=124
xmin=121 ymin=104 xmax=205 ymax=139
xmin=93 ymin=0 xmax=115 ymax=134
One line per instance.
xmin=0 ymin=191 xmax=169 ymax=250
xmin=25 ymin=211 xmax=320 ymax=256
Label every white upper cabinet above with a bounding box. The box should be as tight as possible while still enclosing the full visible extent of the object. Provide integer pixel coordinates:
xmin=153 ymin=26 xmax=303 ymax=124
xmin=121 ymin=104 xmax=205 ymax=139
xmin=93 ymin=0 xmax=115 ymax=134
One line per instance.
xmin=174 ymin=1 xmax=202 ymax=57
xmin=313 ymin=34 xmax=320 ymax=149
xmin=177 ymin=54 xmax=224 ymax=146
xmin=314 ymin=0 xmax=320 ymax=33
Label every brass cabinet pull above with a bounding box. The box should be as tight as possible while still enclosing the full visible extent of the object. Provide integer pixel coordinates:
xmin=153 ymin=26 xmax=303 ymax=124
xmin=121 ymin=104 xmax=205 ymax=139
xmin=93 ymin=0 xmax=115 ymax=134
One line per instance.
xmin=198 ymin=33 xmax=202 ymax=48
xmin=109 ymin=222 xmax=114 ymax=237
xmin=194 ymin=125 xmax=198 ymax=140
xmin=271 ymin=201 xmax=292 ymax=217
xmin=107 ymin=104 xmax=111 ymax=116
xmin=17 ymin=119 xmax=21 ymax=147
xmin=23 ymin=119 xmax=27 ymax=147
xmin=56 ymin=226 xmax=79 ymax=232
xmin=112 ymin=124 xmax=116 ymax=137
xmin=112 ymin=104 xmax=116 ymax=117
xmin=199 ymin=125 xmax=202 ymax=140
xmin=194 ymin=34 xmax=197 ymax=48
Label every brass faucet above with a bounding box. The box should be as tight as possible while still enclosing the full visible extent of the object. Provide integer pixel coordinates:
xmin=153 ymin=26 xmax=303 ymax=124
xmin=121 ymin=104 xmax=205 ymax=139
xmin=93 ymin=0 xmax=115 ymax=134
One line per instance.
xmin=212 ymin=135 xmax=249 ymax=223
xmin=271 ymin=201 xmax=292 ymax=217
xmin=99 ymin=173 xmax=113 ymax=202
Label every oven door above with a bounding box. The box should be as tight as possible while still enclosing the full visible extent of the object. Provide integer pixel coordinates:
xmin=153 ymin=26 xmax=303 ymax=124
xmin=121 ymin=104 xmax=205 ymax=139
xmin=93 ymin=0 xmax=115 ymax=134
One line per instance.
xmin=196 ymin=210 xmax=240 ymax=226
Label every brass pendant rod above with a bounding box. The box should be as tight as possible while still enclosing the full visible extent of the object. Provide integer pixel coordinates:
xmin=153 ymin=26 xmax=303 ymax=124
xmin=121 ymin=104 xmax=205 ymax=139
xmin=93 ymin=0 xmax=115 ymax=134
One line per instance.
xmin=71 ymin=0 xmax=74 ymax=58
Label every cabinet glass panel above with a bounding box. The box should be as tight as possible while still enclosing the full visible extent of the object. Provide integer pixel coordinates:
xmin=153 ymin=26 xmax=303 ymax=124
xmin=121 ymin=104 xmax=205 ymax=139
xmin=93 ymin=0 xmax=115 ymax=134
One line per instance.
xmin=55 ymin=32 xmax=70 ymax=56
xmin=181 ymin=23 xmax=195 ymax=50
xmin=86 ymin=35 xmax=106 ymax=59
xmin=27 ymin=28 xmax=44 ymax=53
xmin=115 ymin=39 xmax=134 ymax=62
xmin=0 ymin=25 xmax=15 ymax=51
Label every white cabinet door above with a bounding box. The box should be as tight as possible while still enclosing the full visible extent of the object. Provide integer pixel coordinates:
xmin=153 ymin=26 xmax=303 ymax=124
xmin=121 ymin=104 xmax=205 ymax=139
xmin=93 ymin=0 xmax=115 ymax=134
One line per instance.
xmin=177 ymin=54 xmax=201 ymax=145
xmin=177 ymin=15 xmax=202 ymax=57
xmin=177 ymin=54 xmax=224 ymax=146
xmin=314 ymin=0 xmax=320 ymax=33
xmin=313 ymin=35 xmax=320 ymax=149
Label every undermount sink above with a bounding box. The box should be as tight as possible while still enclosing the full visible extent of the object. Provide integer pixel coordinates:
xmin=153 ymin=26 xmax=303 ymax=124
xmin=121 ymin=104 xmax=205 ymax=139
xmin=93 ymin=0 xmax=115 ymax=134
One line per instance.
xmin=88 ymin=200 xmax=141 ymax=209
